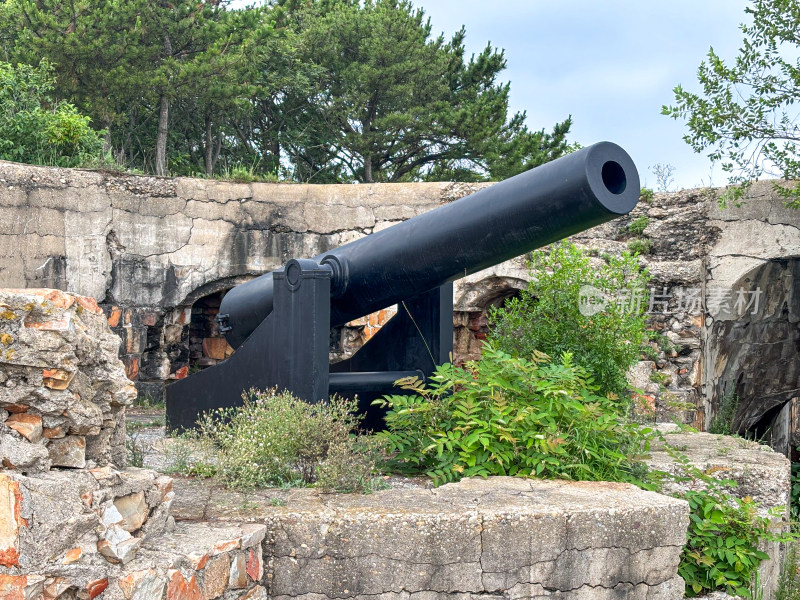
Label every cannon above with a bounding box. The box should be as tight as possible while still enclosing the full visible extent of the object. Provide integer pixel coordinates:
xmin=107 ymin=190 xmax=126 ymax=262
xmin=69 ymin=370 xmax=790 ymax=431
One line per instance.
xmin=166 ymin=141 xmax=640 ymax=430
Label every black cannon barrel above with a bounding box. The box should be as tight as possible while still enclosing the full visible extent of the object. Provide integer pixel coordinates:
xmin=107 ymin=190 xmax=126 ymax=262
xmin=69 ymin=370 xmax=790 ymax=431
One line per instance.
xmin=220 ymin=141 xmax=639 ymax=349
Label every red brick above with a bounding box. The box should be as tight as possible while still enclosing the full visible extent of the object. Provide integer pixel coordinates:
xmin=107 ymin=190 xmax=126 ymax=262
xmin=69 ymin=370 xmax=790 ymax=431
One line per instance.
xmin=124 ymin=356 xmax=139 ymax=380
xmin=62 ymin=547 xmax=82 ymax=564
xmin=108 ymin=306 xmax=122 ymax=327
xmin=6 ymin=413 xmax=43 ymax=442
xmin=2 ymin=288 xmax=74 ymax=309
xmin=246 ymin=547 xmax=262 ymax=581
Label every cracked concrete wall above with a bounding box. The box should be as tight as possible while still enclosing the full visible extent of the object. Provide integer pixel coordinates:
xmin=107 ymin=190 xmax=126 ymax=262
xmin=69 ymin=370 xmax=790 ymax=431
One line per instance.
xmin=3 ymin=161 xmax=800 ymax=433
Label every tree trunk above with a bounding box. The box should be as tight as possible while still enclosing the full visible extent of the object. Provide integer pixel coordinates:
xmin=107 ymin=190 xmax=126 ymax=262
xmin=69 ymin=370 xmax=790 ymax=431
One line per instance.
xmin=364 ymin=154 xmax=373 ymax=183
xmin=204 ymin=117 xmax=214 ymax=175
xmin=155 ymin=95 xmax=169 ymax=176
xmin=155 ymin=32 xmax=172 ymax=177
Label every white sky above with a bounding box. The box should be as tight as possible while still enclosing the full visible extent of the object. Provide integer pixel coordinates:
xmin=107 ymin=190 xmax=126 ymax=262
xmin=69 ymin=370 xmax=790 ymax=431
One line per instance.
xmin=419 ymin=0 xmax=751 ymax=190
xmin=234 ymin=0 xmax=753 ymax=189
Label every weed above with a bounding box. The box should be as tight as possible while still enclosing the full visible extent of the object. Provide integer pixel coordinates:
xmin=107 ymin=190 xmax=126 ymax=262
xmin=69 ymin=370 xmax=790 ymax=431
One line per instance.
xmin=658 ymin=444 xmax=794 ymax=597
xmin=649 ymin=371 xmax=670 ymax=385
xmin=627 ymin=238 xmax=652 ymax=256
xmin=162 ymin=431 xmax=217 ymax=478
xmin=126 ymin=433 xmax=144 ymax=468
xmin=269 ymin=497 xmax=287 ymax=507
xmin=640 ymin=187 xmax=655 ymax=203
xmin=134 ymin=393 xmax=165 ymax=411
xmin=623 ymin=216 xmax=650 ymax=237
xmin=776 ymin=542 xmax=800 ymax=600
xmin=709 ymin=390 xmax=739 ymax=435
xmin=197 ymin=389 xmax=380 ymax=492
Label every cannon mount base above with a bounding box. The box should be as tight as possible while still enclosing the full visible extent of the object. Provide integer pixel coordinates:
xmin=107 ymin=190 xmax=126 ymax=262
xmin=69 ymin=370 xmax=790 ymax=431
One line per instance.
xmin=166 ymin=259 xmax=452 ymax=431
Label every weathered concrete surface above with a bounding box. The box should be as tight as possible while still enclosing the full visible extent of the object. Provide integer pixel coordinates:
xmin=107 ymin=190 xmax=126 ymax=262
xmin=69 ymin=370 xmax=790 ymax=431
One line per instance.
xmin=648 ymin=430 xmax=791 ymax=598
xmin=0 ymin=467 xmax=174 ymax=572
xmin=648 ymin=430 xmax=791 ymax=513
xmin=0 ymin=288 xmax=137 ymax=471
xmin=169 ymin=476 xmax=689 ymax=600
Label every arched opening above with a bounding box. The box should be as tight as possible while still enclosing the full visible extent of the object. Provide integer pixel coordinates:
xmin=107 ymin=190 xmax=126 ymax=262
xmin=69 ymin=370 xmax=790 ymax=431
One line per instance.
xmin=188 ymin=289 xmax=234 ymax=371
xmin=707 ymin=258 xmax=800 ymax=456
xmin=453 ymin=278 xmax=524 ymax=365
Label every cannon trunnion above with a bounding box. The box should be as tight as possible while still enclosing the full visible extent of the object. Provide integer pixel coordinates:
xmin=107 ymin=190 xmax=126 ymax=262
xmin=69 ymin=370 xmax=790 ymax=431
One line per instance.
xmin=166 ymin=142 xmax=640 ymax=430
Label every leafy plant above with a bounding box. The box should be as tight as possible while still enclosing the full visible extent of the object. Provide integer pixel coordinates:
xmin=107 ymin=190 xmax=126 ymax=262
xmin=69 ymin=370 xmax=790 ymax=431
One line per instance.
xmin=659 ymin=445 xmax=793 ymax=598
xmin=375 ymin=344 xmax=653 ymax=487
xmin=662 ymin=0 xmax=800 ymax=207
xmin=627 ymin=238 xmax=652 ymax=256
xmin=791 ymin=458 xmax=800 ymax=523
xmin=489 ymin=241 xmax=650 ymax=399
xmin=622 ymin=216 xmax=650 ymax=237
xmin=709 ymin=390 xmax=740 ymax=435
xmin=196 ymin=389 xmax=380 ymax=491
xmin=640 ymin=187 xmax=655 ymax=203
xmin=0 ymin=61 xmax=104 ymax=167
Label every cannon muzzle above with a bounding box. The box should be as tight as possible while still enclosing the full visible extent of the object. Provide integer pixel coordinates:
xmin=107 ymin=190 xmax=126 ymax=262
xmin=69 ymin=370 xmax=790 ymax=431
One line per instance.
xmin=219 ymin=141 xmax=639 ymax=349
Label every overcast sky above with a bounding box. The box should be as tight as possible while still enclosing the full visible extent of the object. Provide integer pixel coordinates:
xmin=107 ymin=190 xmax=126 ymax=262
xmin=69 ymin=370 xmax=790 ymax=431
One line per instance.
xmin=418 ymin=0 xmax=751 ymax=190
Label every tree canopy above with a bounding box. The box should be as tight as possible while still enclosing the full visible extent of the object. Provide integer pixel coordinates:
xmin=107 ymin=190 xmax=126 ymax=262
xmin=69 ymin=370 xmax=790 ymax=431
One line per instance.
xmin=0 ymin=60 xmax=104 ymax=167
xmin=663 ymin=0 xmax=800 ymax=205
xmin=0 ymin=0 xmax=571 ymax=182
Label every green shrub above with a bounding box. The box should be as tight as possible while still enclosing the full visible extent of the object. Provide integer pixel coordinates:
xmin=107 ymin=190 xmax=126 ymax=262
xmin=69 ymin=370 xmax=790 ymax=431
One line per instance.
xmin=640 ymin=187 xmax=655 ymax=203
xmin=375 ymin=344 xmax=653 ymax=487
xmin=660 ymin=447 xmax=793 ymax=598
xmin=489 ymin=241 xmax=650 ymax=399
xmin=627 ymin=238 xmax=652 ymax=255
xmin=791 ymin=458 xmax=800 ymax=522
xmin=708 ymin=390 xmax=739 ymax=435
xmin=623 ymin=216 xmax=650 ymax=237
xmin=0 ymin=61 xmax=104 ymax=167
xmin=316 ymin=437 xmax=388 ymax=494
xmin=197 ymin=389 xmax=379 ymax=491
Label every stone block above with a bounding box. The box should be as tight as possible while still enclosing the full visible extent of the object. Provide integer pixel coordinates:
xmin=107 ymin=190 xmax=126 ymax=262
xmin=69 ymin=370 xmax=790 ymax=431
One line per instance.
xmin=114 ymin=491 xmax=148 ymax=532
xmin=202 ymin=554 xmax=230 ymax=599
xmin=5 ymin=413 xmax=42 ymax=443
xmin=48 ymin=435 xmax=86 ymax=468
xmin=255 ymin=477 xmax=687 ymax=599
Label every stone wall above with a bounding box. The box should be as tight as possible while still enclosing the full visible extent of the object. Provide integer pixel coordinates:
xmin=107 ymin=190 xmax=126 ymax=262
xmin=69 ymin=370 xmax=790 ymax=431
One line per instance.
xmin=4 ymin=161 xmax=800 ymax=442
xmin=0 ymin=288 xmax=136 ymax=471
